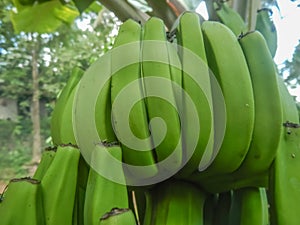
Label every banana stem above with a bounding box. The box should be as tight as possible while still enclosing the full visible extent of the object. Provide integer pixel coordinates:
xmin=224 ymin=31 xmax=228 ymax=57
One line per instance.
xmin=204 ymin=0 xmax=219 ymax=21
xmin=248 ymin=0 xmax=260 ymax=31
xmin=233 ymin=0 xmax=248 ymax=21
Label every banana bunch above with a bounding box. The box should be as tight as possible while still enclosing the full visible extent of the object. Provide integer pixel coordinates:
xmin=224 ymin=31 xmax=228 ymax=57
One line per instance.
xmin=1 ymin=3 xmax=300 ymax=225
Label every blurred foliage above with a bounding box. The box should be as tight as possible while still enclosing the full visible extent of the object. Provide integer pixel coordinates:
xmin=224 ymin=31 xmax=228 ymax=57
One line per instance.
xmin=0 ymin=0 xmax=118 ymax=179
xmin=0 ymin=119 xmax=32 ymax=181
xmin=281 ymin=41 xmax=300 ymax=88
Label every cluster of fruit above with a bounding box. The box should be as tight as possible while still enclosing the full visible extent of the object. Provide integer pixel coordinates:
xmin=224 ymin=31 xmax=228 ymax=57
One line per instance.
xmin=1 ymin=2 xmax=300 ymax=225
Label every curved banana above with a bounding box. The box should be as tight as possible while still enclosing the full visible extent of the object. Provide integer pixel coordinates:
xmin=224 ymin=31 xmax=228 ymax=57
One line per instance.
xmin=193 ymin=21 xmax=255 ymax=182
xmin=32 ymin=147 xmax=56 ymax=180
xmin=84 ymin=144 xmax=129 ymax=225
xmin=59 ymin=68 xmax=85 ymax=145
xmin=214 ymin=1 xmax=247 ymax=36
xmin=41 ymin=144 xmax=80 ymax=225
xmin=233 ymin=187 xmax=269 ymax=225
xmin=255 ymin=8 xmax=277 ymax=57
xmin=172 ymin=11 xmax=214 ymax=177
xmin=50 ymin=66 xmax=84 ymax=145
xmin=143 ymin=179 xmax=207 ymax=225
xmin=268 ymin=77 xmax=300 ymax=225
xmin=232 ymin=31 xmax=282 ymax=180
xmin=141 ymin=17 xmax=182 ymax=172
xmin=99 ymin=208 xmax=137 ymax=225
xmin=110 ymin=19 xmax=158 ymax=179
xmin=0 ymin=177 xmax=44 ymax=225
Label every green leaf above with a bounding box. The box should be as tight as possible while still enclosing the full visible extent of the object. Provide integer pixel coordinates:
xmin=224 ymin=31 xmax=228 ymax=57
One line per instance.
xmin=73 ymin=0 xmax=95 ymax=13
xmin=85 ymin=1 xmax=102 ymax=13
xmin=10 ymin=0 xmax=79 ymax=33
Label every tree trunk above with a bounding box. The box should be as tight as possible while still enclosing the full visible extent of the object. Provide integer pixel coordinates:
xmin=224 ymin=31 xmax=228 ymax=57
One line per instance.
xmin=31 ymin=38 xmax=41 ymax=163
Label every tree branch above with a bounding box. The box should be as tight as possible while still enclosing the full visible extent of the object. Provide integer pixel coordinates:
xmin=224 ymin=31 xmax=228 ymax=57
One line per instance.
xmin=97 ymin=0 xmax=150 ymax=24
xmin=146 ymin=0 xmax=178 ymax=29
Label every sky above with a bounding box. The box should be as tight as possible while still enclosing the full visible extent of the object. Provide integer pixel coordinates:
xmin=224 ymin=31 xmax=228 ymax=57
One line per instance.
xmin=273 ymin=0 xmax=300 ymax=100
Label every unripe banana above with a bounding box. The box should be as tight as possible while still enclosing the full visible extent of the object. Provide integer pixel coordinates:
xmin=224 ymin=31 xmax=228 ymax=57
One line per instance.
xmin=50 ymin=66 xmax=84 ymax=145
xmin=190 ymin=21 xmax=255 ymax=188
xmin=99 ymin=208 xmax=137 ymax=225
xmin=41 ymin=144 xmax=80 ymax=225
xmin=268 ymin=77 xmax=300 ymax=225
xmin=201 ymin=30 xmax=283 ymax=192
xmin=141 ymin=17 xmax=182 ymax=172
xmin=232 ymin=31 xmax=282 ymax=181
xmin=60 ymin=68 xmax=85 ymax=145
xmin=84 ymin=144 xmax=129 ymax=225
xmin=214 ymin=1 xmax=247 ymax=36
xmin=172 ymin=11 xmax=214 ymax=176
xmin=255 ymin=8 xmax=277 ymax=57
xmin=232 ymin=187 xmax=269 ymax=225
xmin=0 ymin=177 xmax=45 ymax=225
xmin=32 ymin=147 xmax=56 ymax=180
xmin=143 ymin=179 xmax=207 ymax=225
xmin=110 ymin=19 xmax=158 ymax=180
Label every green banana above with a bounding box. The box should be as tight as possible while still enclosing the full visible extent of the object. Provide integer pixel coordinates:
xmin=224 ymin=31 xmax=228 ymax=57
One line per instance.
xmin=199 ymin=30 xmax=282 ymax=192
xmin=83 ymin=144 xmax=129 ymax=225
xmin=110 ymin=19 xmax=158 ymax=180
xmin=268 ymin=77 xmax=300 ymax=225
xmin=50 ymin=66 xmax=84 ymax=145
xmin=141 ymin=17 xmax=182 ymax=172
xmin=0 ymin=177 xmax=45 ymax=225
xmin=201 ymin=30 xmax=282 ymax=191
xmin=172 ymin=11 xmax=214 ymax=176
xmin=232 ymin=31 xmax=282 ymax=180
xmin=99 ymin=208 xmax=137 ymax=225
xmin=191 ymin=21 xmax=255 ymax=185
xmin=255 ymin=8 xmax=277 ymax=58
xmin=232 ymin=187 xmax=269 ymax=225
xmin=214 ymin=1 xmax=248 ymax=36
xmin=143 ymin=179 xmax=207 ymax=225
xmin=32 ymin=147 xmax=56 ymax=180
xmin=60 ymin=68 xmax=85 ymax=145
xmin=41 ymin=144 xmax=80 ymax=225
